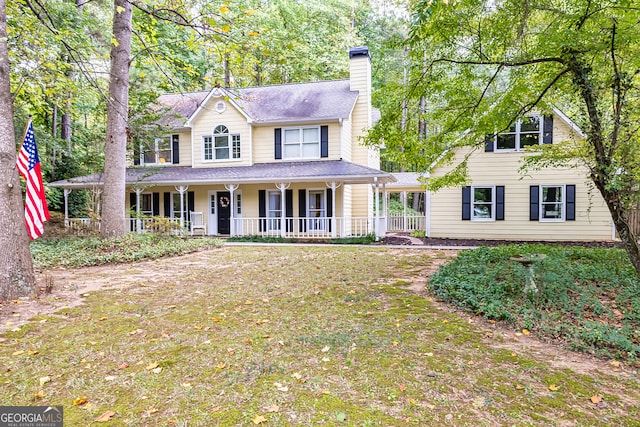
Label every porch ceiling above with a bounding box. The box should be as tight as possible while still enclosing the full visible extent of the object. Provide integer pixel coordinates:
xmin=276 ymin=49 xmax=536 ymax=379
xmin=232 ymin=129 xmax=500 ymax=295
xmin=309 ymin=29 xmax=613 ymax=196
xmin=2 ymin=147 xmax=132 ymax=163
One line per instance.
xmin=49 ymin=160 xmax=396 ymax=189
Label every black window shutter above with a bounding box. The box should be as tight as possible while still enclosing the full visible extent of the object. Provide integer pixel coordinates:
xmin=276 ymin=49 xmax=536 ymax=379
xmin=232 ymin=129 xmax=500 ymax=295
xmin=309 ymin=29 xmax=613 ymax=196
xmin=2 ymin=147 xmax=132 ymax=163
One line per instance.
xmin=133 ymin=143 xmax=140 ymax=165
xmin=326 ymin=188 xmax=333 ymax=232
xmin=163 ymin=192 xmax=171 ymax=217
xmin=152 ymin=192 xmax=160 ymax=216
xmin=530 ymin=186 xmax=540 ymax=220
xmin=462 ymin=186 xmax=471 ymax=220
xmin=188 ymin=191 xmax=195 ymax=213
xmin=484 ymin=135 xmax=494 ymax=152
xmin=172 ymin=135 xmax=179 ymax=164
xmin=274 ymin=128 xmax=282 ymax=160
xmin=566 ymin=184 xmax=576 ymax=221
xmin=298 ymin=189 xmax=306 ymax=232
xmin=259 ymin=190 xmax=266 ymax=232
xmin=496 ymin=186 xmax=505 ymax=220
xmin=543 ymin=115 xmax=553 ymax=144
xmin=285 ymin=189 xmax=293 ymax=232
xmin=320 ymin=125 xmax=329 ymax=158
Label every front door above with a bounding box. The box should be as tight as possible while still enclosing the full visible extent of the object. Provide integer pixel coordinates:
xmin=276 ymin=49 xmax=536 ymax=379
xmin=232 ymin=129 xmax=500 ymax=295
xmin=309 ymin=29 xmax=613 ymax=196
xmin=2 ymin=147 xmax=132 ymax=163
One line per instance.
xmin=217 ymin=191 xmax=231 ymax=235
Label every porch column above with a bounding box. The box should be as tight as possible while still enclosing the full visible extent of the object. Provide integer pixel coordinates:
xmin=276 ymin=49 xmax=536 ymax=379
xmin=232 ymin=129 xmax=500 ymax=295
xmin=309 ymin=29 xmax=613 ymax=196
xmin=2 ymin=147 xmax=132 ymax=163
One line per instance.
xmin=225 ymin=184 xmax=239 ymax=236
xmin=425 ymin=189 xmax=431 ymax=237
xmin=403 ymin=191 xmax=408 ymax=231
xmin=134 ymin=187 xmax=143 ymax=233
xmin=275 ymin=182 xmax=290 ymax=238
xmin=175 ymin=185 xmax=188 ymax=229
xmin=63 ymin=188 xmax=71 ymax=227
xmin=325 ymin=181 xmax=339 ymax=238
xmin=382 ymin=183 xmax=387 ymax=235
xmin=374 ymin=177 xmax=380 ymax=240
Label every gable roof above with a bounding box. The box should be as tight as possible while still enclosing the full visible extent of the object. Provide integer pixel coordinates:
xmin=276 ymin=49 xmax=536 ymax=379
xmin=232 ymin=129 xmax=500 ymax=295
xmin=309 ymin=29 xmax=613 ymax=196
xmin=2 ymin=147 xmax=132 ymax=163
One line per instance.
xmin=49 ymin=160 xmax=396 ymax=189
xmin=158 ymin=80 xmax=359 ymax=128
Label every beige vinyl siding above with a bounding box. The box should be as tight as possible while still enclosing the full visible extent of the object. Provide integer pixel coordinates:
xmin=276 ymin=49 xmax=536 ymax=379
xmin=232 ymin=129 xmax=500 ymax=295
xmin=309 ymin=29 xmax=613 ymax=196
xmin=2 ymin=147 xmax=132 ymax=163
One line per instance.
xmin=350 ymin=184 xmax=373 ymax=218
xmin=341 ymin=118 xmax=353 ymax=161
xmin=176 ymin=131 xmax=191 ymax=166
xmin=190 ymin=100 xmax=252 ymax=167
xmin=252 ymin=123 xmax=342 ymax=163
xmin=429 ymin=142 xmax=612 ymax=241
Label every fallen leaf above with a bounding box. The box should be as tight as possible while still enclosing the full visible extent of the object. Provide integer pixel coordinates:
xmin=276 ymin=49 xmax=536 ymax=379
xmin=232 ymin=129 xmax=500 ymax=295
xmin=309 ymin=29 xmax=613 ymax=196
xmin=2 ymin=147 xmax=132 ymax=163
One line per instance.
xmin=515 ymin=384 xmax=524 ymax=390
xmin=28 ymin=349 xmax=39 ymax=355
xmin=181 ymin=383 xmax=192 ymax=389
xmin=118 ymin=363 xmax=129 ymax=370
xmin=145 ymin=362 xmax=159 ymax=370
xmin=39 ymin=376 xmax=51 ymax=387
xmin=73 ymin=397 xmax=88 ymax=406
xmin=264 ymin=404 xmax=279 ymax=413
xmin=12 ymin=350 xmax=24 ymax=356
xmin=152 ymin=367 xmax=162 ymax=374
xmin=590 ymin=395 xmax=603 ymax=404
xmin=146 ymin=407 xmax=158 ymax=415
xmin=216 ymin=362 xmax=226 ymax=369
xmin=33 ymin=391 xmax=44 ymax=399
xmin=610 ymin=360 xmax=621 ymax=368
xmin=274 ymin=382 xmax=288 ymax=392
xmin=548 ymin=384 xmax=559 ymax=391
xmin=252 ymin=415 xmax=267 ymax=424
xmin=105 ymin=375 xmax=117 ymax=381
xmin=95 ymin=410 xmax=115 ymax=422
xmin=291 ymin=372 xmax=302 ymax=380
xmin=256 ymin=319 xmax=269 ymax=325
xmin=321 ymin=346 xmax=330 ymax=353
xmin=522 ymin=329 xmax=531 ymax=335
xmin=336 ymin=411 xmax=348 ymax=422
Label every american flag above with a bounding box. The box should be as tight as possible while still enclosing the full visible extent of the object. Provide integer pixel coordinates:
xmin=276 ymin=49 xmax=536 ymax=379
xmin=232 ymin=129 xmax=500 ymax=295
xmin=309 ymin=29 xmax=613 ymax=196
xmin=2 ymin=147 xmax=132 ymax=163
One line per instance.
xmin=16 ymin=120 xmax=50 ymax=239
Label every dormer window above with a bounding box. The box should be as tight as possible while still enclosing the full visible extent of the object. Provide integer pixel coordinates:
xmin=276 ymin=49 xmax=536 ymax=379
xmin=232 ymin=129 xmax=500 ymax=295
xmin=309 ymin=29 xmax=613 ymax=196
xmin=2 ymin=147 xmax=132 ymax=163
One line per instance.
xmin=203 ymin=125 xmax=241 ymax=161
xmin=141 ymin=137 xmax=172 ymax=165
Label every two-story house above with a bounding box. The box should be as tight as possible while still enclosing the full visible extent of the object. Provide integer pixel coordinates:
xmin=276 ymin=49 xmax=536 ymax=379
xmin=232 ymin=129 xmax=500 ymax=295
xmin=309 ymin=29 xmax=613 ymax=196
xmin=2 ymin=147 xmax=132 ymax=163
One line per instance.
xmin=421 ymin=110 xmax=615 ymax=241
xmin=50 ymin=47 xmax=396 ymax=238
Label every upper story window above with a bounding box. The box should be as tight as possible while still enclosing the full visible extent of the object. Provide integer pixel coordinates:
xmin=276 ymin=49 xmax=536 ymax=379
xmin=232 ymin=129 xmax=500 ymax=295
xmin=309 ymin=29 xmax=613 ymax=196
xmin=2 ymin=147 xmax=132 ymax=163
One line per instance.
xmin=284 ymin=127 xmax=320 ymax=159
xmin=142 ymin=138 xmax=172 ymax=165
xmin=203 ymin=125 xmax=241 ymax=161
xmin=495 ymin=115 xmax=542 ymax=151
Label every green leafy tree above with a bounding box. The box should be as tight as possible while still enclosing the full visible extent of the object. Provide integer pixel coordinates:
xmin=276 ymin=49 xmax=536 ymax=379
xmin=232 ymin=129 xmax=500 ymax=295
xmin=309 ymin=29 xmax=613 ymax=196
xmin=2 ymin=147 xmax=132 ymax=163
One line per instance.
xmin=376 ymin=0 xmax=640 ymax=276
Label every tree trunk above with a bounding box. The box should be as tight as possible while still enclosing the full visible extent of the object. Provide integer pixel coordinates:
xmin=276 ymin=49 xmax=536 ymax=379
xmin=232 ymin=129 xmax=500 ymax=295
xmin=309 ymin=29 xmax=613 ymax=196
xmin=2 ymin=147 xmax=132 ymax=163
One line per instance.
xmin=101 ymin=0 xmax=132 ymax=237
xmin=0 ymin=0 xmax=36 ymax=300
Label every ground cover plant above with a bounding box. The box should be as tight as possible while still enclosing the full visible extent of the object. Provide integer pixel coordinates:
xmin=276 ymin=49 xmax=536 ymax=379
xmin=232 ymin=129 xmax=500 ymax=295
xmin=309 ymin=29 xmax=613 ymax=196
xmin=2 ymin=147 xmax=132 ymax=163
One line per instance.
xmin=1 ymin=245 xmax=639 ymax=425
xmin=428 ymin=245 xmax=640 ymax=361
xmin=30 ymin=234 xmax=225 ymax=269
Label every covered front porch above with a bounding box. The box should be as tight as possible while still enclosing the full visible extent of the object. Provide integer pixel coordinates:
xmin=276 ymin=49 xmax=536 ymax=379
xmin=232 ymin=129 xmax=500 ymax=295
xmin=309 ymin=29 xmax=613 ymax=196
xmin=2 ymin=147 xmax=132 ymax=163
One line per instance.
xmin=51 ymin=161 xmax=400 ymax=240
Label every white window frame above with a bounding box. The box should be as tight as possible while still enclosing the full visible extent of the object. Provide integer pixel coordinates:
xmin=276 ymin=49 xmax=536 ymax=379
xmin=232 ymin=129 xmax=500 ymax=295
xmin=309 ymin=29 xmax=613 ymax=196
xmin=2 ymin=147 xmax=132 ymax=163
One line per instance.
xmin=283 ymin=126 xmax=320 ymax=159
xmin=141 ymin=137 xmax=172 ymax=165
xmin=471 ymin=185 xmax=495 ymax=222
xmin=139 ymin=193 xmax=154 ymax=216
xmin=170 ymin=192 xmax=188 ymax=223
xmin=203 ymin=125 xmax=241 ymax=161
xmin=267 ymin=191 xmax=281 ymax=231
xmin=495 ymin=115 xmax=543 ymax=152
xmin=307 ymin=189 xmax=327 ymax=231
xmin=539 ymin=184 xmax=565 ymax=222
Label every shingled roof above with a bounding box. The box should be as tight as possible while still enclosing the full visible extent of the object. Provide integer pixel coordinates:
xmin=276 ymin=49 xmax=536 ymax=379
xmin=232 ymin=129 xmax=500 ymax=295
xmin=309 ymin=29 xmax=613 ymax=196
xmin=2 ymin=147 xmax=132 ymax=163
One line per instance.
xmin=157 ymin=80 xmax=359 ymax=128
xmin=49 ymin=160 xmax=396 ymax=189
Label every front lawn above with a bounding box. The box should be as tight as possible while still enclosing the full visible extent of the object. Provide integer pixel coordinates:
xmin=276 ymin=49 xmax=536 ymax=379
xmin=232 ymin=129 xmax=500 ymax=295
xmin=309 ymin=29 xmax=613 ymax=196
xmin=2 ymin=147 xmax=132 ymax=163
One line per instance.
xmin=1 ymin=244 xmax=638 ymax=425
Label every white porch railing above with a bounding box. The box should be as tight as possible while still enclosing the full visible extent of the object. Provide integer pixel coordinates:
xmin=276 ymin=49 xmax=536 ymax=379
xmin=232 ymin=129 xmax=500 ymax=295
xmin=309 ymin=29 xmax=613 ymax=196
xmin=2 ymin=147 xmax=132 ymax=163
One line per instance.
xmin=231 ymin=217 xmax=374 ymax=239
xmin=386 ymin=215 xmax=426 ymax=232
xmin=64 ymin=216 xmax=386 ymax=238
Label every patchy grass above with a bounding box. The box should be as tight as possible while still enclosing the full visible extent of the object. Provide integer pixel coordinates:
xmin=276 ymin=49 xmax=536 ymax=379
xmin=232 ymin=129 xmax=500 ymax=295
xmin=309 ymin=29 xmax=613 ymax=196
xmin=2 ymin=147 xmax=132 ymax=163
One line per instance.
xmin=428 ymin=244 xmax=640 ymax=361
xmin=0 ymin=246 xmax=638 ymax=426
